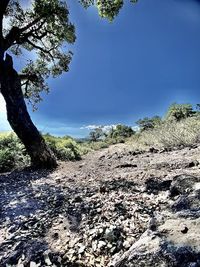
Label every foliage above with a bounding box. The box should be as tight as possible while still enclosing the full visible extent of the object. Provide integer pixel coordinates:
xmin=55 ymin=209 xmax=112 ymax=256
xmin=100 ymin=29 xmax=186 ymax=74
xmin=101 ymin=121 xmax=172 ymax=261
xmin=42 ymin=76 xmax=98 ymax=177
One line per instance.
xmin=80 ymin=0 xmax=137 ymax=21
xmin=136 ymin=116 xmax=162 ymax=131
xmin=43 ymin=134 xmax=81 ymax=161
xmin=165 ymin=103 xmax=195 ymax=122
xmin=89 ymin=127 xmax=104 ymax=142
xmin=1 ymin=0 xmax=138 ymax=109
xmin=0 ymin=133 xmax=30 ymax=172
xmin=108 ymin=124 xmax=135 ymax=139
xmin=2 ymin=0 xmax=75 ymax=108
xmin=0 ymin=133 xmax=84 ymax=172
xmin=86 ymin=140 xmax=109 ymax=150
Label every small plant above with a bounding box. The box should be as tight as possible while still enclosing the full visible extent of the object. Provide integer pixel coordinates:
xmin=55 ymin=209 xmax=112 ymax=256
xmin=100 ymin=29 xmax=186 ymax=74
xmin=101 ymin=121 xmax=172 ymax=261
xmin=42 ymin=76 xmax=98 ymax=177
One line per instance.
xmin=0 ymin=133 xmax=30 ymax=172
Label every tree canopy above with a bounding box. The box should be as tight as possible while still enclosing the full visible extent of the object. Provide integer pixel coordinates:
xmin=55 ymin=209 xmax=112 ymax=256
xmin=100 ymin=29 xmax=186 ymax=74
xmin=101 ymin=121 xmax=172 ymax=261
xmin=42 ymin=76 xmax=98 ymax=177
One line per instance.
xmin=1 ymin=0 xmax=76 ymax=107
xmin=165 ymin=103 xmax=195 ymax=122
xmin=1 ymin=0 xmax=137 ymax=109
xmin=136 ymin=116 xmax=162 ymax=131
xmin=80 ymin=0 xmax=137 ymax=21
xmin=0 ymin=0 xmax=137 ymax=167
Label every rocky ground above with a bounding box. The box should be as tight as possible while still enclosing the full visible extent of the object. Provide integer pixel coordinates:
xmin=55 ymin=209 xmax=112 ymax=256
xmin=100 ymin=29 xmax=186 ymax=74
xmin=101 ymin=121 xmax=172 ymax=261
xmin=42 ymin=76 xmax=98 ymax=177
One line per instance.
xmin=0 ymin=144 xmax=200 ymax=267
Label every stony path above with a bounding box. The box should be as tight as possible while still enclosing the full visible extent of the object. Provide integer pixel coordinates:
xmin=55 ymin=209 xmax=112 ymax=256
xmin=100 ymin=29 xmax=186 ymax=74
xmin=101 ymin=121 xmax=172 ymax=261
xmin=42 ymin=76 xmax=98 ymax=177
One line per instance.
xmin=0 ymin=144 xmax=200 ymax=266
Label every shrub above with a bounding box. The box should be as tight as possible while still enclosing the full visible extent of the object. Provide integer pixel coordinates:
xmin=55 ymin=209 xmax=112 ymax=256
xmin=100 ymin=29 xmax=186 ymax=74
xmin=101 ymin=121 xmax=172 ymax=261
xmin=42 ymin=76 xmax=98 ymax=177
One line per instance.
xmin=0 ymin=133 xmax=85 ymax=172
xmin=44 ymin=134 xmax=81 ymax=160
xmin=136 ymin=116 xmax=162 ymax=131
xmin=137 ymin=117 xmax=200 ymax=149
xmin=0 ymin=133 xmax=30 ymax=172
xmin=0 ymin=149 xmax=16 ymax=172
xmin=165 ymin=103 xmax=195 ymax=122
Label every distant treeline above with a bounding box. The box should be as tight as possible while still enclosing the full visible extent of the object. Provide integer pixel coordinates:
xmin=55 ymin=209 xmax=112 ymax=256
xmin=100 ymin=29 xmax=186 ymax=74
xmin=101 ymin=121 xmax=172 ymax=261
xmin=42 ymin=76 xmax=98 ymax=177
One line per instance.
xmin=88 ymin=103 xmax=200 ymax=141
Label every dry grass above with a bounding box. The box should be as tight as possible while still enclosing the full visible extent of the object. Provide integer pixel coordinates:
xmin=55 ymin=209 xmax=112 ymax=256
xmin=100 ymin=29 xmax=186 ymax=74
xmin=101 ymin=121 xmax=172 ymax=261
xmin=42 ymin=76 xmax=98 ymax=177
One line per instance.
xmin=137 ymin=117 xmax=200 ymax=149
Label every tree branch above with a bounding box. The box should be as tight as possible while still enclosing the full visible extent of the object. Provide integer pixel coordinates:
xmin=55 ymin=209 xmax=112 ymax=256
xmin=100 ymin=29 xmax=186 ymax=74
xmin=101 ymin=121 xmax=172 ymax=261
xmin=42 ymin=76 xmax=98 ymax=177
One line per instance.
xmin=4 ymin=17 xmax=46 ymax=50
xmin=20 ymin=16 xmax=43 ymax=33
xmin=26 ymin=39 xmax=56 ymax=62
xmin=0 ymin=0 xmax=10 ymax=55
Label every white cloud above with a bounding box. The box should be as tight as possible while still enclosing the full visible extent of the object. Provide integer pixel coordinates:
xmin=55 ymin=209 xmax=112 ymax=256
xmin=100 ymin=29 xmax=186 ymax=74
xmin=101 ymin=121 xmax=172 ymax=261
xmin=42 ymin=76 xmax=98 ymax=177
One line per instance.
xmin=81 ymin=124 xmax=118 ymax=132
xmin=80 ymin=125 xmax=100 ymax=130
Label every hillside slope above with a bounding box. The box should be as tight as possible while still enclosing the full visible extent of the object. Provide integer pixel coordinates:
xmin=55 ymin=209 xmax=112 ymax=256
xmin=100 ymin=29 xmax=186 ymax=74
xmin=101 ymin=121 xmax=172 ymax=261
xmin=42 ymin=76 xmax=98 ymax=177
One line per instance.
xmin=0 ymin=144 xmax=200 ymax=266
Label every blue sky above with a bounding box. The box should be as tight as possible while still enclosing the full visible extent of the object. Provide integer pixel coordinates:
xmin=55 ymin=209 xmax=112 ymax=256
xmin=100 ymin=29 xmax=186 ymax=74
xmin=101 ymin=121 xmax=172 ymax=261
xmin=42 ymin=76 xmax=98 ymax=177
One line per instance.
xmin=1 ymin=0 xmax=200 ymax=137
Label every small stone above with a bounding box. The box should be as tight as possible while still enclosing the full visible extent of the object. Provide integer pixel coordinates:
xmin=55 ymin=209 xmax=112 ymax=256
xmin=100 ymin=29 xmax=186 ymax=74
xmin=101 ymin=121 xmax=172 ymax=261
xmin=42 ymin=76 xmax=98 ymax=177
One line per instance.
xmin=98 ymin=241 xmax=106 ymax=249
xmin=30 ymin=262 xmax=37 ymax=267
xmin=97 ymin=208 xmax=102 ymax=213
xmin=98 ymin=227 xmax=104 ymax=234
xmin=78 ymin=244 xmax=86 ymax=254
xmin=17 ymin=263 xmax=24 ymax=267
xmin=104 ymin=228 xmax=115 ymax=242
xmin=148 ymin=217 xmax=157 ymax=231
xmin=92 ymin=241 xmax=97 ymax=251
xmin=123 ymin=240 xmax=131 ymax=248
xmin=107 ymin=243 xmax=113 ymax=249
xmin=44 ymin=254 xmax=52 ymax=266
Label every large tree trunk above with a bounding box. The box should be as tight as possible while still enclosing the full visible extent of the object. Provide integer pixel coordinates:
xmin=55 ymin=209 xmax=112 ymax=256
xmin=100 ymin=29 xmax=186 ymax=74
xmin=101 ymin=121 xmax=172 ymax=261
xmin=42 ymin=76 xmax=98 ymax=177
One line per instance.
xmin=0 ymin=54 xmax=57 ymax=168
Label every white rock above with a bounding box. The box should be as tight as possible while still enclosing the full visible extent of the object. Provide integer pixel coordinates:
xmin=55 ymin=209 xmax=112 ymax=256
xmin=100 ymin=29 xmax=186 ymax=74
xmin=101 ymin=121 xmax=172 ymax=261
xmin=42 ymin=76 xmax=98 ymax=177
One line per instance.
xmin=44 ymin=255 xmax=52 ymax=266
xmin=123 ymin=240 xmax=131 ymax=249
xmin=78 ymin=244 xmax=86 ymax=254
xmin=98 ymin=241 xmax=107 ymax=249
xmin=29 ymin=262 xmax=37 ymax=267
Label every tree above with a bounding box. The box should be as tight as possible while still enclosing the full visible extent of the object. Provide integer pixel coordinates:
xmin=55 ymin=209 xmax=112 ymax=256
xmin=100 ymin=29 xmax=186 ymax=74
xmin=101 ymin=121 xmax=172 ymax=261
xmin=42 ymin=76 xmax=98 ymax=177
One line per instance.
xmin=89 ymin=127 xmax=104 ymax=142
xmin=108 ymin=124 xmax=135 ymax=138
xmin=0 ymin=0 xmax=136 ymax=168
xmin=0 ymin=0 xmax=76 ymax=167
xmin=136 ymin=116 xmax=162 ymax=131
xmin=165 ymin=103 xmax=194 ymax=122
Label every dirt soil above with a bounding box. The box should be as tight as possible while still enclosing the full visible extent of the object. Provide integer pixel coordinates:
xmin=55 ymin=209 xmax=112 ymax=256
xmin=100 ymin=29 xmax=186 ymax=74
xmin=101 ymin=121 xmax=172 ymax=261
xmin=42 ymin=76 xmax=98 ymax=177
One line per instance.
xmin=0 ymin=144 xmax=200 ymax=267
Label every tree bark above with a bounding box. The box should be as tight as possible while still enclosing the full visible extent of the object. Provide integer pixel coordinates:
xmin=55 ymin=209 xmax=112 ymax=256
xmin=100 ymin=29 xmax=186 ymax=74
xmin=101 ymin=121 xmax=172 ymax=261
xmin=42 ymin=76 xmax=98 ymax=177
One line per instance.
xmin=0 ymin=54 xmax=57 ymax=168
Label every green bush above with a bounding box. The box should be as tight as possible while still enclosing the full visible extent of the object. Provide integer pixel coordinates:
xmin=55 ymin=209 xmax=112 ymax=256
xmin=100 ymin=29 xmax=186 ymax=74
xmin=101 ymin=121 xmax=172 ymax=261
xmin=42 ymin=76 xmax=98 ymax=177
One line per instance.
xmin=0 ymin=133 xmax=85 ymax=172
xmin=0 ymin=149 xmax=16 ymax=172
xmin=108 ymin=124 xmax=135 ymax=139
xmin=136 ymin=116 xmax=162 ymax=131
xmin=165 ymin=103 xmax=195 ymax=122
xmin=44 ymin=134 xmax=81 ymax=160
xmin=0 ymin=133 xmax=30 ymax=172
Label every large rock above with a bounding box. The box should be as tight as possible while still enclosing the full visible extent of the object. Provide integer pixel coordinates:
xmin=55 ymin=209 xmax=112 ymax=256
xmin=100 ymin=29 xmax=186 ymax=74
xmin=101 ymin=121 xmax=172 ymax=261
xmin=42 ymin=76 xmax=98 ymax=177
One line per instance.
xmin=170 ymin=175 xmax=200 ymax=197
xmin=109 ymin=226 xmax=200 ymax=267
